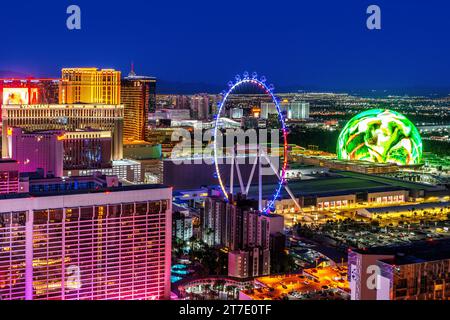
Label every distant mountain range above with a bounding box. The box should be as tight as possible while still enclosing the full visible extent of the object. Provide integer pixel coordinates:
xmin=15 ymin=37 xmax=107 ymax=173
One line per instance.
xmin=1 ymin=70 xmax=448 ymax=97
xmin=157 ymin=80 xmax=450 ymax=97
xmin=0 ymin=70 xmax=33 ymax=78
xmin=156 ymin=79 xmax=224 ymax=94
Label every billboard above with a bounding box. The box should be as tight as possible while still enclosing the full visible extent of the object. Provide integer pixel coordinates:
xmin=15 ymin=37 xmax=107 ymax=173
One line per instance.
xmin=2 ymin=88 xmax=29 ymax=105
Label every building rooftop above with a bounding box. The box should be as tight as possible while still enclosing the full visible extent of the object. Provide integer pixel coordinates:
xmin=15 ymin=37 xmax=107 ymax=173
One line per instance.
xmin=0 ymin=183 xmax=170 ymax=201
xmin=124 ymin=74 xmax=156 ymax=81
xmin=363 ymin=201 xmax=450 ymax=214
xmin=352 ymin=238 xmax=450 ymax=265
xmin=247 ymin=176 xmax=408 ymax=199
xmin=336 ymin=170 xmax=443 ymax=192
xmin=244 ymin=170 xmax=446 ymax=200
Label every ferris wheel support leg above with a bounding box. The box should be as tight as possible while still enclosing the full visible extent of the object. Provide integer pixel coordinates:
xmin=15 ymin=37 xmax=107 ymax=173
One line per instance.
xmin=230 ymin=153 xmax=234 ymax=196
xmin=245 ymin=155 xmax=259 ymax=195
xmin=235 ymin=160 xmax=246 ymax=195
xmin=258 ymin=149 xmax=263 ymax=212
xmin=261 ymin=152 xmax=302 ymax=212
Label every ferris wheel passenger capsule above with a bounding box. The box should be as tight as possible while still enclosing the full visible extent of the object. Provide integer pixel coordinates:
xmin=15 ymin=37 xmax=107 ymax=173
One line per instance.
xmin=243 ymin=71 xmax=249 ymax=79
xmin=260 ymin=76 xmax=267 ymax=83
xmin=228 ymin=81 xmax=234 ymax=88
xmin=252 ymin=72 xmax=258 ymax=79
xmin=235 ymin=74 xmax=241 ymax=82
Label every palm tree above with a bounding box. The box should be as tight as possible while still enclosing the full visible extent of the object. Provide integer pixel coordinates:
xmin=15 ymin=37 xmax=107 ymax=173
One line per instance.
xmin=214 ymin=279 xmax=226 ymax=294
xmin=226 ymin=285 xmax=236 ymax=299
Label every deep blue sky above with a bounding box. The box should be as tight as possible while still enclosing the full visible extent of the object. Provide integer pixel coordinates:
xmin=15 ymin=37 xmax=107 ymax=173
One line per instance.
xmin=1 ymin=0 xmax=449 ymax=93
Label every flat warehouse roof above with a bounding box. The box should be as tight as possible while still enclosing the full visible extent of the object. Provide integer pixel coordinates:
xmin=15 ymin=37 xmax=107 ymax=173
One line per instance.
xmin=335 ymin=170 xmax=442 ymax=191
xmin=245 ymin=175 xmax=407 ymax=199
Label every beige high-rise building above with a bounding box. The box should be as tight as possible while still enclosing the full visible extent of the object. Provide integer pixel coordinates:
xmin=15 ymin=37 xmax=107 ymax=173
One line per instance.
xmin=59 ymin=68 xmax=121 ymax=104
xmin=121 ymin=68 xmax=156 ymax=143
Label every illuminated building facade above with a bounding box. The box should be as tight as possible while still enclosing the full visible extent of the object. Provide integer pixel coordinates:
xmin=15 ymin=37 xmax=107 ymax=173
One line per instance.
xmin=172 ymin=211 xmax=193 ymax=242
xmin=227 ymin=213 xmax=283 ymax=279
xmin=0 ymin=184 xmax=172 ymax=300
xmin=2 ymin=104 xmax=124 ymax=160
xmin=121 ymin=71 xmax=156 ymax=142
xmin=7 ymin=128 xmax=112 ymax=173
xmin=0 ymin=159 xmax=19 ymax=194
xmin=261 ymin=101 xmax=309 ymax=120
xmin=228 ymin=248 xmax=270 ymax=279
xmin=174 ymin=95 xmax=190 ymax=109
xmin=349 ymin=240 xmax=450 ymax=300
xmin=8 ymin=128 xmax=64 ymax=177
xmin=191 ymin=94 xmax=209 ymax=120
xmin=202 ymin=195 xmax=275 ymax=278
xmin=377 ymin=257 xmax=450 ymax=300
xmin=202 ymin=196 xmax=227 ymax=247
xmin=59 ymin=68 xmax=121 ymax=105
xmin=231 ymin=107 xmax=243 ymax=119
xmin=0 ymin=78 xmax=60 ymax=121
xmin=122 ymin=143 xmax=162 ymax=184
xmin=285 ymin=101 xmax=310 ymax=119
xmin=139 ymin=159 xmax=164 ymax=184
xmin=295 ymin=154 xmax=400 ymax=174
xmin=65 ymin=159 xmax=142 ymax=184
xmin=357 ymin=201 xmax=450 ymax=219
xmin=314 ymin=189 xmax=408 ymax=211
xmin=61 ymin=130 xmax=112 ymax=170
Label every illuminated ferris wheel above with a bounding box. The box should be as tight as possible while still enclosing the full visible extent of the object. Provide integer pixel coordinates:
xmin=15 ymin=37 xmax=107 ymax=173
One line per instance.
xmin=212 ymin=72 xmax=300 ymax=214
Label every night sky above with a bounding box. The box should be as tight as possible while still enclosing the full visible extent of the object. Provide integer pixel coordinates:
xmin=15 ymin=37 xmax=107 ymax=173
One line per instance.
xmin=1 ymin=0 xmax=450 ymax=93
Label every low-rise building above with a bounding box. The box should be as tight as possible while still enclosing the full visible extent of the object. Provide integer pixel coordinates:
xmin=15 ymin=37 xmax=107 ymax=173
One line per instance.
xmin=348 ymin=239 xmax=450 ymax=300
xmin=0 ymin=159 xmax=19 ymax=194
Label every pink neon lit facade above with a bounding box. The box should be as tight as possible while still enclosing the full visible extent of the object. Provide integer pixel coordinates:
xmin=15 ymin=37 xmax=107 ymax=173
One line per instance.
xmin=8 ymin=127 xmax=64 ymax=177
xmin=0 ymin=186 xmax=172 ymax=300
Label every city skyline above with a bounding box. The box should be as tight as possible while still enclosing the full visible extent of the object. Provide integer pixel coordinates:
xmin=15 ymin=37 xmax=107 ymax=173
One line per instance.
xmin=1 ymin=1 xmax=450 ymax=305
xmin=0 ymin=66 xmax=449 ymax=302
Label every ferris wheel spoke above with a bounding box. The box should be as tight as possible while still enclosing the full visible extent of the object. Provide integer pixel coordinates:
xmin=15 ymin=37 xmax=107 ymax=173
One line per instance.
xmin=234 ymin=159 xmax=246 ymax=195
xmin=229 ymin=153 xmax=234 ymax=195
xmin=262 ymin=151 xmax=302 ymax=212
xmin=245 ymin=155 xmax=259 ymax=195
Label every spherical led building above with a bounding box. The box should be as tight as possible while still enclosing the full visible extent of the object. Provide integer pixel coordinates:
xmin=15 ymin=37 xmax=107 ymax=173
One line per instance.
xmin=336 ymin=109 xmax=422 ymax=165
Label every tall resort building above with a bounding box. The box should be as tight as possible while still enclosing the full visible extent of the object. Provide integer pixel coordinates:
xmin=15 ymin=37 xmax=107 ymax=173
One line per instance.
xmin=0 ymin=183 xmax=172 ymax=300
xmin=121 ymin=68 xmax=156 ymax=143
xmin=59 ymin=68 xmax=121 ymax=105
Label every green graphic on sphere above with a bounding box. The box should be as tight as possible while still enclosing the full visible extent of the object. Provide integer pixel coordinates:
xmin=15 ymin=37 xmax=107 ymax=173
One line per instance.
xmin=337 ymin=109 xmax=423 ymax=165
